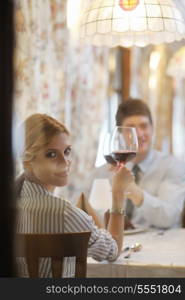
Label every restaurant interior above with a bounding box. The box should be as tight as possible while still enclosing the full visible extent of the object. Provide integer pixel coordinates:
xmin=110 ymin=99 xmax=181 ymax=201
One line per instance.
xmin=14 ymin=0 xmax=185 ymax=200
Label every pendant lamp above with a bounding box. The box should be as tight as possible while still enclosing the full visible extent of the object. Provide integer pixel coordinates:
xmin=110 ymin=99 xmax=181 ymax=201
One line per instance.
xmin=79 ymin=0 xmax=185 ymax=47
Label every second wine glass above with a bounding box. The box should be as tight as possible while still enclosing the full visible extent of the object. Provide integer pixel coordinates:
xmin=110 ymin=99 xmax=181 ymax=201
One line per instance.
xmin=110 ymin=126 xmax=138 ymax=165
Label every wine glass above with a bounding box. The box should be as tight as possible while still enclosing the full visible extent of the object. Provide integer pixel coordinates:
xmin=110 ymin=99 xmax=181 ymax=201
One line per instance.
xmin=110 ymin=126 xmax=138 ymax=165
xmin=103 ymin=132 xmax=117 ymax=166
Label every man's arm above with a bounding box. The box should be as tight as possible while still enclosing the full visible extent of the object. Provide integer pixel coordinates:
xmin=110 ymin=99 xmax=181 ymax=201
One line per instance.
xmin=127 ymin=158 xmax=185 ymax=228
xmin=141 ymin=182 xmax=185 ymax=228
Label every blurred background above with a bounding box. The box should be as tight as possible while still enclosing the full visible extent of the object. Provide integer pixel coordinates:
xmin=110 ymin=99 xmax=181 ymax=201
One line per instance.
xmin=13 ymin=0 xmax=185 ymax=201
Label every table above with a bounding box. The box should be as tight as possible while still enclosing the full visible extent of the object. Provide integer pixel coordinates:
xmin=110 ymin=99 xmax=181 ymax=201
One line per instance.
xmin=87 ymin=228 xmax=185 ymax=278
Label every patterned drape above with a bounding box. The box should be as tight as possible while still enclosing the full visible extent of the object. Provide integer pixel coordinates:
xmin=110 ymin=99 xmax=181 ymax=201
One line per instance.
xmin=14 ymin=0 xmax=67 ymax=120
xmin=14 ymin=0 xmax=109 ymax=199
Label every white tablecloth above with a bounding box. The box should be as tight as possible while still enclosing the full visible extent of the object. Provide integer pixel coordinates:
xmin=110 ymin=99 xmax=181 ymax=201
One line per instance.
xmin=87 ymin=228 xmax=185 ymax=278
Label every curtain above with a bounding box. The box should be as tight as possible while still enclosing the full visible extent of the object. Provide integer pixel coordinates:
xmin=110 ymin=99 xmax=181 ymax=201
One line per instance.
xmin=14 ymin=0 xmax=109 ymax=199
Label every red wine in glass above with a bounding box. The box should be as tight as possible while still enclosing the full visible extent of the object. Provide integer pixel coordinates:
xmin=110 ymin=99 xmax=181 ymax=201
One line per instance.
xmin=104 ymin=154 xmax=117 ymax=165
xmin=112 ymin=151 xmax=136 ymax=164
xmin=110 ymin=126 xmax=138 ymax=165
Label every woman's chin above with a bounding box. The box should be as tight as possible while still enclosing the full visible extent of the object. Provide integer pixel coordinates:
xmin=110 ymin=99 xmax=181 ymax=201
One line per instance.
xmin=56 ymin=178 xmax=68 ymax=187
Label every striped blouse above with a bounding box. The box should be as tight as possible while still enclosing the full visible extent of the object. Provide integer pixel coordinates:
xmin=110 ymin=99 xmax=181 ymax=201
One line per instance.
xmin=16 ymin=180 xmax=118 ymax=277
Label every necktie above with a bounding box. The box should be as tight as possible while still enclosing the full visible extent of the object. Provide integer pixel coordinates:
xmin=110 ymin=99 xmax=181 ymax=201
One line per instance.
xmin=132 ymin=164 xmax=140 ymax=184
xmin=125 ymin=164 xmax=140 ymax=218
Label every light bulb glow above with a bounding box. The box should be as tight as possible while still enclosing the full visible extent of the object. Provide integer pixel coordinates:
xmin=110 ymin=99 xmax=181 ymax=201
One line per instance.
xmin=119 ymin=0 xmax=139 ymax=11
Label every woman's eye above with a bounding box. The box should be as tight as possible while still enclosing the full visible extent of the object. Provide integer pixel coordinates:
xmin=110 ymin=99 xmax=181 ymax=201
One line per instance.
xmin=64 ymin=147 xmax=71 ymax=157
xmin=46 ymin=151 xmax=57 ymax=158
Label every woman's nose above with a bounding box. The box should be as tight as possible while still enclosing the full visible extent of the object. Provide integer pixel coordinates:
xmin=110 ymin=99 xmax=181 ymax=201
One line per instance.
xmin=58 ymin=154 xmax=70 ymax=165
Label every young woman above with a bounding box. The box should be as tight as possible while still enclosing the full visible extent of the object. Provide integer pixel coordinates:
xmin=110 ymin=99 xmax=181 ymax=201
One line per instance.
xmin=16 ymin=113 xmax=134 ymax=277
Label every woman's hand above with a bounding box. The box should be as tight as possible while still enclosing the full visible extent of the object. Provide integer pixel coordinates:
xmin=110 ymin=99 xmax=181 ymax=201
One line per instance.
xmin=112 ymin=165 xmax=134 ymax=195
xmin=111 ymin=165 xmax=134 ymax=210
xmin=108 ymin=164 xmax=143 ymax=207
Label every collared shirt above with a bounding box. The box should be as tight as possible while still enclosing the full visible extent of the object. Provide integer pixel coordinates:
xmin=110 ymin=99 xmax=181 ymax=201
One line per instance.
xmin=85 ymin=149 xmax=185 ymax=229
xmin=126 ymin=149 xmax=185 ymax=228
xmin=16 ymin=180 xmax=118 ymax=277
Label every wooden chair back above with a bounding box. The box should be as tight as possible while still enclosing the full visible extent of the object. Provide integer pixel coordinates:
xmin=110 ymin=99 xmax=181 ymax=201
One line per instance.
xmin=16 ymin=232 xmax=91 ymax=278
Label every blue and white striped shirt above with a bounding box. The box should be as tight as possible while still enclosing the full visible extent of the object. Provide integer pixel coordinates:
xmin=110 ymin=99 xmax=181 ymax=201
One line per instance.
xmin=16 ymin=180 xmax=118 ymax=277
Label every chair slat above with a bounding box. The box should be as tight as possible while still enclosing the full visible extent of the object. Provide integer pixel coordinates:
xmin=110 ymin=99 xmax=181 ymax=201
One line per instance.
xmin=51 ymin=258 xmax=63 ymax=278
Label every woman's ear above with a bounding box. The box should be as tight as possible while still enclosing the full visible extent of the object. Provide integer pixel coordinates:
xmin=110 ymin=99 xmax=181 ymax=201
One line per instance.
xmin=23 ymin=161 xmax=32 ymax=172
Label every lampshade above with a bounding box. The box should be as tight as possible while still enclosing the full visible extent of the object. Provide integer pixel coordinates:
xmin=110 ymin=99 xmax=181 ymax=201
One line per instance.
xmin=79 ymin=0 xmax=185 ymax=47
xmin=167 ymin=46 xmax=185 ymax=79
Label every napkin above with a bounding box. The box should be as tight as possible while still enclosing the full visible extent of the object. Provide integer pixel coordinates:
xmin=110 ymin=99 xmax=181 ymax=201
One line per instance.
xmin=88 ymin=178 xmax=112 ymax=211
xmin=76 ymin=192 xmax=104 ymax=228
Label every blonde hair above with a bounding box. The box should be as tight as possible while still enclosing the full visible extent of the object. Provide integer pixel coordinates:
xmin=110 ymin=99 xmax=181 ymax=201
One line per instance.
xmin=22 ymin=113 xmax=69 ymax=165
xmin=15 ymin=114 xmax=69 ymax=196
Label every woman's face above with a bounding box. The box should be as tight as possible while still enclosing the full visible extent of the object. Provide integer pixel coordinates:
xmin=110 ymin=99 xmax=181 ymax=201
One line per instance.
xmin=27 ymin=133 xmax=72 ymax=192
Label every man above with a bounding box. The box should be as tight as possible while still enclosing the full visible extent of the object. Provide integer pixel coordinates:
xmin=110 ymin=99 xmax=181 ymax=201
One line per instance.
xmin=114 ymin=98 xmax=185 ymax=228
xmin=86 ymin=98 xmax=185 ymax=229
